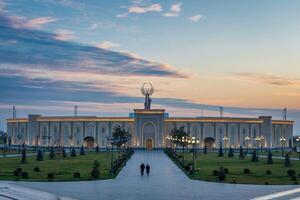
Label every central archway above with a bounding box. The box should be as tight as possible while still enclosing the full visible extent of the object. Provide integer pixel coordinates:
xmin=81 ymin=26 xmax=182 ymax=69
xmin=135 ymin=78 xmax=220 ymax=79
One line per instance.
xmin=142 ymin=122 xmax=156 ymax=149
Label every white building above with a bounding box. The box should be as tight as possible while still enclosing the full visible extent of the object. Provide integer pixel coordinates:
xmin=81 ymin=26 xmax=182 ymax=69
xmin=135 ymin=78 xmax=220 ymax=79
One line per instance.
xmin=6 ymin=85 xmax=294 ymax=149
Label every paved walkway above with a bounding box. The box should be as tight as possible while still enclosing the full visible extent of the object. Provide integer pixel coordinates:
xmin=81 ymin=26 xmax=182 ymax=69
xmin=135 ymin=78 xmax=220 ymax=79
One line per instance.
xmin=8 ymin=150 xmax=300 ymax=200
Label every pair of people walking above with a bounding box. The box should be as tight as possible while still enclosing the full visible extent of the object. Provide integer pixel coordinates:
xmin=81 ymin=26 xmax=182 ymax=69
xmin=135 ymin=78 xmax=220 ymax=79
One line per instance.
xmin=140 ymin=163 xmax=150 ymax=176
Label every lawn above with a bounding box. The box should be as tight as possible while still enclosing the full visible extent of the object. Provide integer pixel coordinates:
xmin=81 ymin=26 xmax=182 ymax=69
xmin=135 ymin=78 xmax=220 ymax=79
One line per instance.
xmin=0 ymin=151 xmax=121 ymax=181
xmin=172 ymin=151 xmax=300 ymax=185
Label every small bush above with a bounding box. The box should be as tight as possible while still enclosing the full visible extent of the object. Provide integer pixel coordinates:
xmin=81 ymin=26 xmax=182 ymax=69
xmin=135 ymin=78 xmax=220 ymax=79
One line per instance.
xmin=91 ymin=160 xmax=100 ymax=178
xmin=13 ymin=168 xmax=22 ymax=176
xmin=218 ymin=167 xmax=226 ymax=181
xmin=224 ymin=168 xmax=229 ymax=174
xmin=266 ymin=170 xmax=272 ymax=175
xmin=244 ymin=168 xmax=250 ymax=174
xmin=291 ymin=175 xmax=297 ymax=181
xmin=265 ymin=181 xmax=269 ymax=185
xmin=287 ymin=169 xmax=296 ymax=177
xmin=21 ymin=171 xmax=28 ymax=179
xmin=212 ymin=170 xmax=219 ymax=176
xmin=298 ymin=173 xmax=300 ymax=178
xmin=73 ymin=172 xmax=80 ymax=178
xmin=34 ymin=167 xmax=40 ymax=172
xmin=47 ymin=173 xmax=54 ymax=180
xmin=294 ymin=181 xmax=298 ymax=185
xmin=71 ymin=147 xmax=76 ymax=157
xmin=232 ymin=179 xmax=236 ymax=184
xmin=36 ymin=149 xmax=43 ymax=161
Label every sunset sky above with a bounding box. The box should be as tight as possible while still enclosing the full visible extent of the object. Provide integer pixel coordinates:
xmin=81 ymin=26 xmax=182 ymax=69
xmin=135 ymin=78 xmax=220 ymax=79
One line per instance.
xmin=0 ymin=0 xmax=299 ymax=134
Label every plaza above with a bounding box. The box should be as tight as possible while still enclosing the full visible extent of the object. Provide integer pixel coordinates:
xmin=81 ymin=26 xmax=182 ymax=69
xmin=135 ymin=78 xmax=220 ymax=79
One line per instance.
xmin=2 ymin=150 xmax=299 ymax=200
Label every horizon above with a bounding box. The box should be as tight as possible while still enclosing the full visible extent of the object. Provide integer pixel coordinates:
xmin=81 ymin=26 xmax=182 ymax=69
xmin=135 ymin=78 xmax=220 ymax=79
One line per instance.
xmin=0 ymin=0 xmax=300 ymax=134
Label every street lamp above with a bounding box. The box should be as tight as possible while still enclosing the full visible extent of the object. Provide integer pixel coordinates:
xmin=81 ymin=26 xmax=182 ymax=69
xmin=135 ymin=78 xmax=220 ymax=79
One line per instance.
xmin=222 ymin=136 xmax=228 ymax=153
xmin=187 ymin=137 xmax=200 ymax=176
xmin=260 ymin=136 xmax=264 ymax=152
xmin=296 ymin=136 xmax=300 ymax=161
xmin=254 ymin=136 xmax=261 ymax=155
xmin=280 ymin=136 xmax=286 ymax=157
xmin=244 ymin=136 xmax=251 ymax=153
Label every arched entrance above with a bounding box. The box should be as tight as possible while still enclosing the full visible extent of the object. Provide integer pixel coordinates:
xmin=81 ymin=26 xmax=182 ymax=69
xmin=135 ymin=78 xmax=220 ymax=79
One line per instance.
xmin=143 ymin=122 xmax=156 ymax=150
xmin=145 ymin=138 xmax=153 ymax=150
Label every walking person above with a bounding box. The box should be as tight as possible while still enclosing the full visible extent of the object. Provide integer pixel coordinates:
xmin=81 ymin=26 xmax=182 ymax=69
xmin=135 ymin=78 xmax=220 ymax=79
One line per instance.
xmin=146 ymin=164 xmax=150 ymax=176
xmin=140 ymin=163 xmax=145 ymax=176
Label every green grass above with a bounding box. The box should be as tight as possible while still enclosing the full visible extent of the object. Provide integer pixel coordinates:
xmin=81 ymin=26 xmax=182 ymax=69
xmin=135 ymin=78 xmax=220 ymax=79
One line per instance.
xmin=0 ymin=151 xmax=121 ymax=181
xmin=258 ymin=150 xmax=300 ymax=159
xmin=172 ymin=152 xmax=300 ymax=185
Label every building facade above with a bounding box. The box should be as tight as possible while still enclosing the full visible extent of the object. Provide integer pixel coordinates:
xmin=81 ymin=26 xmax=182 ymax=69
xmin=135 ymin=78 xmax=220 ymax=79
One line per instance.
xmin=6 ymin=109 xmax=294 ymax=149
xmin=5 ymin=84 xmax=294 ymax=149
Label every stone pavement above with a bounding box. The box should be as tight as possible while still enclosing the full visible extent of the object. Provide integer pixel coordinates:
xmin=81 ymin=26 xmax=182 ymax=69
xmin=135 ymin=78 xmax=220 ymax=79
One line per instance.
xmin=9 ymin=150 xmax=300 ymax=200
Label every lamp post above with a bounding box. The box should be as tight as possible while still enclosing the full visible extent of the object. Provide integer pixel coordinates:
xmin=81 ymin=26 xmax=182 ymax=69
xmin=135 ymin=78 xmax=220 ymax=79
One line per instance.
xmin=188 ymin=137 xmax=200 ymax=176
xmin=244 ymin=136 xmax=250 ymax=153
xmin=254 ymin=136 xmax=261 ymax=155
xmin=3 ymin=133 xmax=7 ymax=158
xmin=260 ymin=136 xmax=264 ymax=152
xmin=222 ymin=136 xmax=228 ymax=153
xmin=280 ymin=136 xmax=286 ymax=157
xmin=296 ymin=137 xmax=300 ymax=161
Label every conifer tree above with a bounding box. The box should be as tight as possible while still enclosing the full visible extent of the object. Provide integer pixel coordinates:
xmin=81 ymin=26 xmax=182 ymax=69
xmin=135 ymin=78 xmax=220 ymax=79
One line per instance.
xmin=80 ymin=145 xmax=85 ymax=156
xmin=20 ymin=147 xmax=27 ymax=163
xmin=218 ymin=142 xmax=224 ymax=157
xmin=36 ymin=149 xmax=43 ymax=161
xmin=267 ymin=150 xmax=273 ymax=164
xmin=251 ymin=150 xmax=258 ymax=162
xmin=228 ymin=147 xmax=234 ymax=158
xmin=49 ymin=146 xmax=55 ymax=159
xmin=239 ymin=146 xmax=244 ymax=159
xmin=284 ymin=153 xmax=292 ymax=167
xmin=203 ymin=144 xmax=207 ymax=154
xmin=95 ymin=145 xmax=100 ymax=153
xmin=62 ymin=147 xmax=67 ymax=158
xmin=71 ymin=147 xmax=76 ymax=157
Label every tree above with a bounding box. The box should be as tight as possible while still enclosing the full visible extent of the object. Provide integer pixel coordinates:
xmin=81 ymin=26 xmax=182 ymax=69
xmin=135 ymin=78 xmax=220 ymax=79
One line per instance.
xmin=267 ymin=150 xmax=273 ymax=164
xmin=80 ymin=145 xmax=85 ymax=156
xmin=218 ymin=142 xmax=224 ymax=157
xmin=62 ymin=147 xmax=66 ymax=158
xmin=203 ymin=144 xmax=207 ymax=154
xmin=36 ymin=149 xmax=43 ymax=161
xmin=251 ymin=150 xmax=258 ymax=162
xmin=20 ymin=147 xmax=27 ymax=164
xmin=71 ymin=147 xmax=76 ymax=157
xmin=170 ymin=126 xmax=189 ymax=151
xmin=91 ymin=160 xmax=100 ymax=178
xmin=284 ymin=153 xmax=292 ymax=167
xmin=239 ymin=146 xmax=244 ymax=159
xmin=228 ymin=147 xmax=234 ymax=158
xmin=95 ymin=145 xmax=100 ymax=153
xmin=49 ymin=146 xmax=55 ymax=159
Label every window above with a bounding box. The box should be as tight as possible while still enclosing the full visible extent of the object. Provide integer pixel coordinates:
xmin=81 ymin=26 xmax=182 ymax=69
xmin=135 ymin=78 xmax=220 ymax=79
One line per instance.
xmin=102 ymin=127 xmax=105 ymax=133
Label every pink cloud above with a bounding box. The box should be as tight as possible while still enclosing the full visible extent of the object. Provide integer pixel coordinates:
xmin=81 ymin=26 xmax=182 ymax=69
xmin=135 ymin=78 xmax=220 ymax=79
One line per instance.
xmin=53 ymin=29 xmax=76 ymax=41
xmin=9 ymin=16 xmax=57 ymax=29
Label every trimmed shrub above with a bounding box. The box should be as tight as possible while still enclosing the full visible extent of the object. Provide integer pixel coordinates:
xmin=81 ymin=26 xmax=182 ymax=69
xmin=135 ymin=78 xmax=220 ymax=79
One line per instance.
xmin=95 ymin=145 xmax=100 ymax=153
xmin=298 ymin=173 xmax=300 ymax=178
xmin=251 ymin=150 xmax=258 ymax=162
xmin=218 ymin=142 xmax=224 ymax=157
xmin=80 ymin=145 xmax=85 ymax=156
xmin=224 ymin=168 xmax=229 ymax=174
xmin=294 ymin=182 xmax=298 ymax=185
xmin=36 ymin=149 xmax=43 ymax=161
xmin=212 ymin=170 xmax=219 ymax=176
xmin=287 ymin=169 xmax=296 ymax=177
xmin=34 ymin=167 xmax=40 ymax=172
xmin=49 ymin=146 xmax=55 ymax=159
xmin=47 ymin=173 xmax=54 ymax=180
xmin=291 ymin=175 xmax=297 ymax=181
xmin=62 ymin=148 xmax=67 ymax=158
xmin=13 ymin=168 xmax=22 ymax=176
xmin=91 ymin=160 xmax=100 ymax=178
xmin=232 ymin=179 xmax=236 ymax=184
xmin=267 ymin=151 xmax=273 ymax=164
xmin=218 ymin=167 xmax=226 ymax=181
xmin=284 ymin=154 xmax=292 ymax=167
xmin=244 ymin=168 xmax=250 ymax=174
xmin=71 ymin=147 xmax=76 ymax=157
xmin=265 ymin=182 xmax=269 ymax=185
xmin=185 ymin=163 xmax=193 ymax=172
xmin=20 ymin=148 xmax=27 ymax=164
xmin=73 ymin=172 xmax=80 ymax=178
xmin=266 ymin=170 xmax=272 ymax=175
xmin=21 ymin=171 xmax=28 ymax=179
xmin=228 ymin=147 xmax=234 ymax=158
xmin=239 ymin=146 xmax=244 ymax=159
xmin=203 ymin=145 xmax=207 ymax=154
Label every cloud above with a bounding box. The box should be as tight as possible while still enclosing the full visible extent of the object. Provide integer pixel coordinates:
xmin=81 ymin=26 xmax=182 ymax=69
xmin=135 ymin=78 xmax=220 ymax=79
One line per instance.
xmin=117 ymin=2 xmax=162 ymax=18
xmin=0 ymin=13 xmax=186 ymax=79
xmin=88 ymin=23 xmax=98 ymax=30
xmin=164 ymin=3 xmax=181 ymax=17
xmin=23 ymin=16 xmax=58 ymax=29
xmin=95 ymin=41 xmax=120 ymax=49
xmin=188 ymin=15 xmax=203 ymax=22
xmin=53 ymin=29 xmax=76 ymax=40
xmin=233 ymin=73 xmax=300 ymax=87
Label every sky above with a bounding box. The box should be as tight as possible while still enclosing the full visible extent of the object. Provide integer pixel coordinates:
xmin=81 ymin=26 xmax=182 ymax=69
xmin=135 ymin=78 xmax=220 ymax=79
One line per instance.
xmin=0 ymin=0 xmax=300 ymax=134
